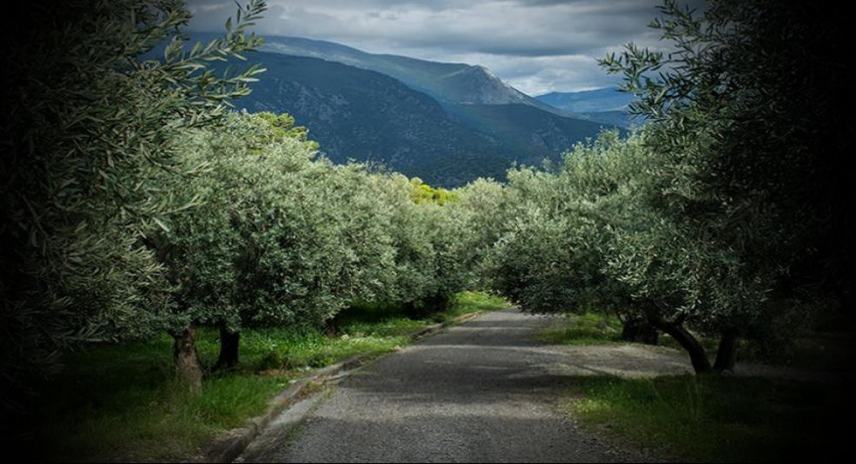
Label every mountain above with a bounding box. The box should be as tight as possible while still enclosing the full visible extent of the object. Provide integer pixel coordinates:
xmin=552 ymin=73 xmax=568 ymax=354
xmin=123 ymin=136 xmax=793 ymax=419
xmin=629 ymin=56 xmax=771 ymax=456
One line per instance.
xmin=260 ymin=36 xmax=561 ymax=114
xmin=536 ymin=88 xmax=640 ymax=128
xmin=237 ymin=53 xmax=511 ymax=186
xmin=447 ymin=103 xmax=611 ymax=156
xmin=203 ymin=35 xmax=620 ymax=186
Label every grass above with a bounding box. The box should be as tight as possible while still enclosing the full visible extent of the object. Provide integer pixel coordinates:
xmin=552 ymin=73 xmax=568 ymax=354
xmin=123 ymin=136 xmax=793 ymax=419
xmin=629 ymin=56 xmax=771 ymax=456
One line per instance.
xmin=33 ymin=333 xmax=289 ymax=461
xmin=565 ymin=374 xmax=851 ymax=462
xmin=539 ymin=312 xmax=624 ymax=345
xmin=246 ymin=327 xmax=415 ymax=370
xmin=432 ymin=290 xmax=513 ymax=323
xmin=543 ymin=311 xmax=853 ymax=461
xmin=33 ymin=291 xmax=510 ymax=462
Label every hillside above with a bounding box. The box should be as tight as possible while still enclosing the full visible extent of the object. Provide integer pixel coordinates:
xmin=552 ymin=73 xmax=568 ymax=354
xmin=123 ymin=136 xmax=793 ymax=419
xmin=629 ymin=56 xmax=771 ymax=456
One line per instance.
xmin=445 ymin=103 xmax=611 ymax=165
xmin=235 ymin=51 xmax=615 ymax=186
xmin=236 ymin=53 xmax=511 ymax=186
xmin=261 ymin=36 xmax=561 ymax=114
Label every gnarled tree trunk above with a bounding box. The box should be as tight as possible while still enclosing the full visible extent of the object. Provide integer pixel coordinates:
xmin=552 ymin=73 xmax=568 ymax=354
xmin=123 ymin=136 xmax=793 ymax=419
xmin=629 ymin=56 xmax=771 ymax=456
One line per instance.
xmin=713 ymin=331 xmax=739 ymax=373
xmin=649 ymin=317 xmax=712 ymax=374
xmin=324 ymin=317 xmax=339 ymax=337
xmin=215 ymin=323 xmax=240 ymax=370
xmin=173 ymin=326 xmax=204 ymax=393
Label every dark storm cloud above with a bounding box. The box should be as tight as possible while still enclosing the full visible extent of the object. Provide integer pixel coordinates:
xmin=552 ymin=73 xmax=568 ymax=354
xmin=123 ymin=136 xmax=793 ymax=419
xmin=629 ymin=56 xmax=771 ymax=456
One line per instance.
xmin=186 ymin=0 xmax=702 ymax=94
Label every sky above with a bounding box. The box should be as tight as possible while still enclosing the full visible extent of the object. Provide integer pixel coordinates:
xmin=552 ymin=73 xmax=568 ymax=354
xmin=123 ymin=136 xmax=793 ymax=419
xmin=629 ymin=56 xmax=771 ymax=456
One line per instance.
xmin=186 ymin=0 xmax=698 ymax=96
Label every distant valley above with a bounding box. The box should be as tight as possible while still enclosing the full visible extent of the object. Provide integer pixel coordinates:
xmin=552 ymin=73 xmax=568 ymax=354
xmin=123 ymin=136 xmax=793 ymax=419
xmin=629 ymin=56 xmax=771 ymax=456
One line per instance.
xmin=535 ymin=88 xmax=639 ymax=128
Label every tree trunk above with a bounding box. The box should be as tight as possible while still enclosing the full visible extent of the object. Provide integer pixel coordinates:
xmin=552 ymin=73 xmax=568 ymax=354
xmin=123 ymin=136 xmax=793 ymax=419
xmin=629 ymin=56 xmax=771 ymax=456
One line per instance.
xmin=621 ymin=317 xmax=660 ymax=345
xmin=406 ymin=293 xmax=451 ymax=319
xmin=651 ymin=320 xmax=712 ymax=374
xmin=713 ymin=331 xmax=739 ymax=373
xmin=324 ymin=317 xmax=338 ymax=337
xmin=215 ymin=324 xmax=240 ymax=370
xmin=173 ymin=326 xmax=204 ymax=393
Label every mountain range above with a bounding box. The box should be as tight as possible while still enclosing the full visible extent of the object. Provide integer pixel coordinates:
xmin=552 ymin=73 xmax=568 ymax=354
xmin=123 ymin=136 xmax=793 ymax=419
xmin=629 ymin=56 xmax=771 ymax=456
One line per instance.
xmin=220 ymin=35 xmax=634 ymax=186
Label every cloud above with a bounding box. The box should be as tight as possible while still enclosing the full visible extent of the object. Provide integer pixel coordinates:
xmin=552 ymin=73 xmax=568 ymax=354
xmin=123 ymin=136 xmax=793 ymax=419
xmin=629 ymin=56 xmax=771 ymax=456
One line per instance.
xmin=186 ymin=0 xmax=700 ymax=93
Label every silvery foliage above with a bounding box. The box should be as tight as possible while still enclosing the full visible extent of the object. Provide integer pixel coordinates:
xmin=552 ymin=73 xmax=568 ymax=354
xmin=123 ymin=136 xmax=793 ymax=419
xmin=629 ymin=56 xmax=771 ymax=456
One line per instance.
xmin=157 ymin=112 xmax=476 ymax=333
xmin=1 ymin=0 xmax=267 ymax=403
xmin=482 ymin=130 xmax=778 ymax=337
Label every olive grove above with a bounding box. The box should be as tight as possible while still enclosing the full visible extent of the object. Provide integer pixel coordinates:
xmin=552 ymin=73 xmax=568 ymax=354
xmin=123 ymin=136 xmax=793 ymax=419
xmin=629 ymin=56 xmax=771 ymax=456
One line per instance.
xmin=2 ymin=0 xmax=850 ymax=422
xmin=472 ymin=0 xmax=852 ymax=373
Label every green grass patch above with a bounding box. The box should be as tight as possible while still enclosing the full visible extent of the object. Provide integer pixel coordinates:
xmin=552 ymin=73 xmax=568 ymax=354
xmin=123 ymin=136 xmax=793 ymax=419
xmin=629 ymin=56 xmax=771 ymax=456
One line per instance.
xmin=539 ymin=312 xmax=624 ymax=345
xmin=34 ymin=291 xmax=508 ymax=461
xmin=430 ymin=290 xmax=513 ymax=323
xmin=34 ymin=333 xmax=292 ymax=462
xmin=565 ymin=375 xmax=850 ymax=462
xmin=250 ymin=328 xmax=413 ymax=370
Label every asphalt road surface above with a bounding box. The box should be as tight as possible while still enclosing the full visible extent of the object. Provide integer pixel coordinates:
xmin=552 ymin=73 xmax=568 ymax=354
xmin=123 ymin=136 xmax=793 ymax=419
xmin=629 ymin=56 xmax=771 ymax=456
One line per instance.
xmin=241 ymin=309 xmax=639 ymax=463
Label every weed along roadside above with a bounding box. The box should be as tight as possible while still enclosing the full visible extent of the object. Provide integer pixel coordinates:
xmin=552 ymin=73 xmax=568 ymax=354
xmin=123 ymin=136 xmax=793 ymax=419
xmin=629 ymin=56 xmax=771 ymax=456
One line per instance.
xmin=202 ymin=306 xmax=491 ymax=463
xmin=32 ymin=292 xmax=510 ymax=462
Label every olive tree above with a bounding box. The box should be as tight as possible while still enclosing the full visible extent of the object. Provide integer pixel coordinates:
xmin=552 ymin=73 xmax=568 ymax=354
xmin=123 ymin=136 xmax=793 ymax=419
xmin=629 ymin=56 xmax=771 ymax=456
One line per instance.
xmin=481 ymin=130 xmax=775 ymax=373
xmin=597 ymin=0 xmax=848 ymax=368
xmin=155 ymin=112 xmax=367 ymax=386
xmin=482 ymin=135 xmax=652 ymax=333
xmin=1 ymin=0 xmax=267 ymax=404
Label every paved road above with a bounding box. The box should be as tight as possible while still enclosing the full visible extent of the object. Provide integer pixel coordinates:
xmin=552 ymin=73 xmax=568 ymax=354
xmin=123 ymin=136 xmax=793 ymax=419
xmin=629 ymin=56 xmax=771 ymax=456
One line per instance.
xmin=242 ymin=309 xmax=637 ymax=463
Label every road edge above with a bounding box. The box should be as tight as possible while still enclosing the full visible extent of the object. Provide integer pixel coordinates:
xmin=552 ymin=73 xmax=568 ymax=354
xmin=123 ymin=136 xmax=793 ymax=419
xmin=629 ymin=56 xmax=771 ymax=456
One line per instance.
xmin=201 ymin=310 xmax=487 ymax=463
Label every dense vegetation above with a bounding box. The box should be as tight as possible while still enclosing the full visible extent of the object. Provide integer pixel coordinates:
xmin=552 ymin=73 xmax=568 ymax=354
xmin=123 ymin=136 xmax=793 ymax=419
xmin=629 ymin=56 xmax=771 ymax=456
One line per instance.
xmin=1 ymin=0 xmax=850 ymax=460
xmin=2 ymin=0 xmax=268 ymax=413
xmin=469 ymin=0 xmax=852 ymax=374
xmin=0 ymin=0 xmax=496 ymax=420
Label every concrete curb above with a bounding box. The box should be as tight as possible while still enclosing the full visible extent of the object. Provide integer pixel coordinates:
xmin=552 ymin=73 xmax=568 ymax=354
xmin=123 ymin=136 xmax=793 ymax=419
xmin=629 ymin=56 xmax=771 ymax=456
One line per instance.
xmin=202 ymin=310 xmax=486 ymax=463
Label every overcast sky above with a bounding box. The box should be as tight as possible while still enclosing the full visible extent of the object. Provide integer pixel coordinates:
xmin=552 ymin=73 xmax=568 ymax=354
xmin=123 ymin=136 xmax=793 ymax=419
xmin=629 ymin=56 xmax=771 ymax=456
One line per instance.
xmin=186 ymin=0 xmax=698 ymax=95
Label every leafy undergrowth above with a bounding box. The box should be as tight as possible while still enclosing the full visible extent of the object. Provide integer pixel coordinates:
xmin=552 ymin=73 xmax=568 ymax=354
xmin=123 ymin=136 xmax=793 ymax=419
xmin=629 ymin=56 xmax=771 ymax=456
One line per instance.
xmin=539 ymin=312 xmax=624 ymax=345
xmin=565 ymin=375 xmax=851 ymax=462
xmin=34 ymin=291 xmax=509 ymax=462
